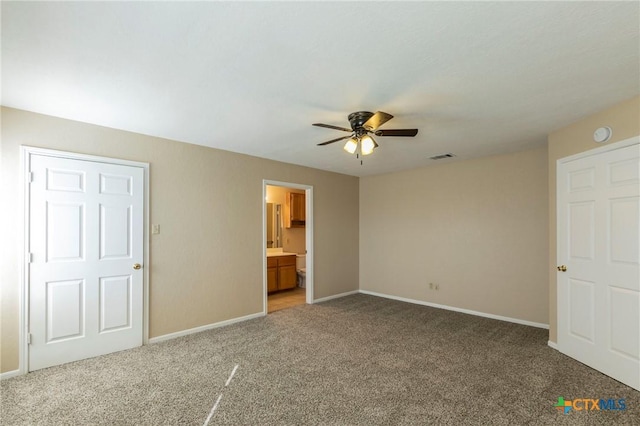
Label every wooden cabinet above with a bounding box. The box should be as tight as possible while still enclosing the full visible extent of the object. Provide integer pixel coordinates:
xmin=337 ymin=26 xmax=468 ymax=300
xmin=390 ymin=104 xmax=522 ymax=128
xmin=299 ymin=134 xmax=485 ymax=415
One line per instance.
xmin=267 ymin=255 xmax=297 ymax=293
xmin=267 ymin=263 xmax=278 ymax=293
xmin=286 ymin=192 xmax=305 ymax=228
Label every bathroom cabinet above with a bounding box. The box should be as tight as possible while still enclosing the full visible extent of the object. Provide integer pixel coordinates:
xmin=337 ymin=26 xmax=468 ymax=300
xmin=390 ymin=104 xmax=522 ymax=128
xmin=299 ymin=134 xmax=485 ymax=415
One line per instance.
xmin=267 ymin=255 xmax=297 ymax=292
xmin=286 ymin=192 xmax=305 ymax=228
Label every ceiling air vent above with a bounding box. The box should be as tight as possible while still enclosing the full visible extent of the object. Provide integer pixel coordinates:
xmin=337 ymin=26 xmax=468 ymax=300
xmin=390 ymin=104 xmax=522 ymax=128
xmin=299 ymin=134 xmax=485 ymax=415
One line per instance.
xmin=429 ymin=153 xmax=456 ymax=160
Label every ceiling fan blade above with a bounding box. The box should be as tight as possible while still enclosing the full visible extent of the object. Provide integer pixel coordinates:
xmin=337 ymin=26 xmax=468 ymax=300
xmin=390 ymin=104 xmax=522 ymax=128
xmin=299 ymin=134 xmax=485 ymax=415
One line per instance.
xmin=374 ymin=129 xmax=419 ymax=137
xmin=363 ymin=111 xmax=394 ymax=130
xmin=312 ymin=123 xmax=352 ymax=132
xmin=317 ymin=135 xmax=352 ymax=146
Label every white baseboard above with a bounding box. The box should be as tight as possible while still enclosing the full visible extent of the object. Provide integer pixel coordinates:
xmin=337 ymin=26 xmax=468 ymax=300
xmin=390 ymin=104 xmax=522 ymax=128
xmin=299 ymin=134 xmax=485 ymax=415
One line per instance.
xmin=148 ymin=312 xmax=265 ymax=344
xmin=313 ymin=290 xmax=359 ymax=304
xmin=359 ymin=290 xmax=549 ymax=329
xmin=0 ymin=369 xmax=22 ymax=380
xmin=547 ymin=340 xmax=558 ymax=350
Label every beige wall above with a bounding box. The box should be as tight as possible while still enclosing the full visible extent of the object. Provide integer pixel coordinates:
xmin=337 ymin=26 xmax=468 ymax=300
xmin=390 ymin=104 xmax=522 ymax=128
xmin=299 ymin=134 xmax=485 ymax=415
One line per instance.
xmin=547 ymin=95 xmax=640 ymax=343
xmin=0 ymin=107 xmax=359 ymax=373
xmin=359 ymin=147 xmax=549 ymax=324
xmin=265 ymin=185 xmax=306 ymax=254
xmin=4 ymin=96 xmax=637 ymax=374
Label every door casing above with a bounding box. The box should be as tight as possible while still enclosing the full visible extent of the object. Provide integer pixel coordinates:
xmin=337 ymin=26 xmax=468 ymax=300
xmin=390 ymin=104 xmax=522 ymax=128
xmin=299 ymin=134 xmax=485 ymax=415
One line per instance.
xmin=20 ymin=146 xmax=150 ymax=375
xmin=262 ymin=179 xmax=314 ymax=314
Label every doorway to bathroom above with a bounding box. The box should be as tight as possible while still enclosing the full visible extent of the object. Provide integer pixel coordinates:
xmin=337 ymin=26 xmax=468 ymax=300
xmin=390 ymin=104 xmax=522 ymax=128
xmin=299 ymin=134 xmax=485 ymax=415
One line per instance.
xmin=263 ymin=180 xmax=313 ymax=314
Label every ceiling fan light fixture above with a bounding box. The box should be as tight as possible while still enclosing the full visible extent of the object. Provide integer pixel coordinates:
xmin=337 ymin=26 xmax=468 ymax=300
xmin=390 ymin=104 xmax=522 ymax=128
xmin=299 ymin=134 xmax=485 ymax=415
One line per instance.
xmin=314 ymin=111 xmax=418 ymax=162
xmin=343 ymin=137 xmax=358 ymax=154
xmin=360 ymin=135 xmax=377 ymax=156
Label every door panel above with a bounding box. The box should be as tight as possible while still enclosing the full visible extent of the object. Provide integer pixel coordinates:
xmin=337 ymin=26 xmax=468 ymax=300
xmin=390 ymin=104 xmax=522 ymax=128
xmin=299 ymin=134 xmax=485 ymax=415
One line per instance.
xmin=46 ymin=168 xmax=85 ymax=192
xmin=279 ymin=265 xmax=297 ymax=290
xmin=47 ymin=202 xmax=85 ymax=262
xmin=609 ymin=287 xmax=639 ymax=360
xmin=99 ymin=275 xmax=132 ymax=332
xmin=609 ymin=157 xmax=639 ymax=186
xmin=267 ymin=267 xmax=278 ymax=293
xmin=568 ymin=278 xmax=595 ymax=343
xmin=609 ymin=197 xmax=639 ymax=265
xmin=99 ymin=173 xmax=132 ymax=195
xmin=568 ymin=167 xmax=595 ymax=192
xmin=29 ymin=154 xmax=144 ymax=371
xmin=568 ymin=201 xmax=595 ymax=260
xmin=558 ymin=142 xmax=640 ymax=391
xmin=99 ymin=204 xmax=132 ymax=259
xmin=46 ymin=279 xmax=84 ymax=342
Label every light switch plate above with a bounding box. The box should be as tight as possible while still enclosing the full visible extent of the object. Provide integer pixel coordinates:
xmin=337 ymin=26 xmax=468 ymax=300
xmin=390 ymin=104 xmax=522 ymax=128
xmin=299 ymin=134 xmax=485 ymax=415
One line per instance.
xmin=152 ymin=224 xmax=160 ymax=234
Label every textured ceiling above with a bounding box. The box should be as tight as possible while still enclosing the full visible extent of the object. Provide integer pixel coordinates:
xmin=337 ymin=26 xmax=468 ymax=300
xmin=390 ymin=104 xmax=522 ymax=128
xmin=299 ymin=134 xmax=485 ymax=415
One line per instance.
xmin=2 ymin=2 xmax=639 ymax=177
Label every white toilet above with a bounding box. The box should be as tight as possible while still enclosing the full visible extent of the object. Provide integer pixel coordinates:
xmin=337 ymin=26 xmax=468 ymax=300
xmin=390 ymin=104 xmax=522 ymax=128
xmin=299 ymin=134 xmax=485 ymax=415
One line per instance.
xmin=296 ymin=254 xmax=306 ymax=288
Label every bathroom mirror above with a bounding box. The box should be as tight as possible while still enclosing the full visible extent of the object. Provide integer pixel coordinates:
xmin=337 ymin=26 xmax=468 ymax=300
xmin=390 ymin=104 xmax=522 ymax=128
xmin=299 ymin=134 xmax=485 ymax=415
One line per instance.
xmin=266 ymin=203 xmax=283 ymax=248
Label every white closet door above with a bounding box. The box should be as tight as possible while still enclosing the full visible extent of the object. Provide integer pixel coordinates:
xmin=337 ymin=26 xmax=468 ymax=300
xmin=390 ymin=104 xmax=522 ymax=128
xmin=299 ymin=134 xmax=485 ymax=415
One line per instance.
xmin=29 ymin=154 xmax=144 ymax=371
xmin=557 ymin=142 xmax=639 ymax=391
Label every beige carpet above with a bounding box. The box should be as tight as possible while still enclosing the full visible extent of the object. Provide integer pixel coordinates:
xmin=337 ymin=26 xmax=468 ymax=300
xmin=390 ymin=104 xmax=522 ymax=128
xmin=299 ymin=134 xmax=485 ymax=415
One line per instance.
xmin=2 ymin=294 xmax=638 ymax=425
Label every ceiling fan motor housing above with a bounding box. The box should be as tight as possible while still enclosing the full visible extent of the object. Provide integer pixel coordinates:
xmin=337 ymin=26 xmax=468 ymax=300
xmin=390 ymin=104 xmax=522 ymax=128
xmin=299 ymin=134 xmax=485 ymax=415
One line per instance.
xmin=348 ymin=111 xmax=375 ymax=131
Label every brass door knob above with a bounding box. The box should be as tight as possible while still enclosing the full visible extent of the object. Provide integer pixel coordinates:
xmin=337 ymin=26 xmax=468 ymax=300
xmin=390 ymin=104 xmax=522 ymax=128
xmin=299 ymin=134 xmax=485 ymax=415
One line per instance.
xmin=557 ymin=265 xmax=567 ymax=272
xmin=133 ymin=263 xmax=142 ymax=270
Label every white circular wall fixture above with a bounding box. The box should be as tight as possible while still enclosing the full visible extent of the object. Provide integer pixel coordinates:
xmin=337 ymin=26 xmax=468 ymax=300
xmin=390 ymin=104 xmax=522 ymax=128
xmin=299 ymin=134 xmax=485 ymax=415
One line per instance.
xmin=593 ymin=126 xmax=612 ymax=143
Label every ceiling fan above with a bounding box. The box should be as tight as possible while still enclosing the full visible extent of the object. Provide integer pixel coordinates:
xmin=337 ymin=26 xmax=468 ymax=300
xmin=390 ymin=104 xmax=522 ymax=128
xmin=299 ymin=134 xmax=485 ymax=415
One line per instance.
xmin=313 ymin=111 xmax=418 ymax=158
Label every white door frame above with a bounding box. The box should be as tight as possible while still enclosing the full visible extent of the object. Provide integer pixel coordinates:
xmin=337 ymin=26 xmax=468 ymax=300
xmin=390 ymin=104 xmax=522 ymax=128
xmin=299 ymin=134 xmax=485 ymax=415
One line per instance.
xmin=262 ymin=179 xmax=314 ymax=314
xmin=557 ymin=135 xmax=639 ymax=166
xmin=19 ymin=146 xmax=150 ymax=375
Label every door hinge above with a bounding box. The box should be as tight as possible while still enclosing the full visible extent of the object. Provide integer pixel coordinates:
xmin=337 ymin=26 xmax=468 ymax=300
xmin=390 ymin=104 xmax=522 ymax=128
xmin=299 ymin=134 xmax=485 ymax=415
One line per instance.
xmin=27 ymin=333 xmax=32 ymax=345
xmin=28 ymin=171 xmax=34 ymax=183
xmin=28 ymin=253 xmax=34 ymax=263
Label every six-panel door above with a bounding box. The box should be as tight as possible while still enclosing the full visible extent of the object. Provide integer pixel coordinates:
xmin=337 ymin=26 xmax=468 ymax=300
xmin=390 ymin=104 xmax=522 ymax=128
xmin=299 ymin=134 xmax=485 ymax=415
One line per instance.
xmin=557 ymin=143 xmax=640 ymax=391
xmin=28 ymin=155 xmax=144 ymax=371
